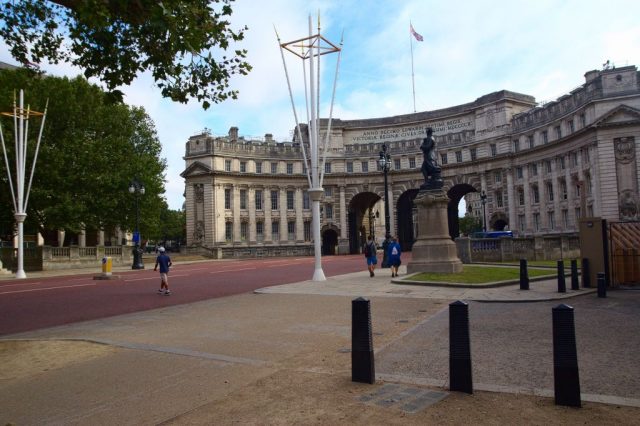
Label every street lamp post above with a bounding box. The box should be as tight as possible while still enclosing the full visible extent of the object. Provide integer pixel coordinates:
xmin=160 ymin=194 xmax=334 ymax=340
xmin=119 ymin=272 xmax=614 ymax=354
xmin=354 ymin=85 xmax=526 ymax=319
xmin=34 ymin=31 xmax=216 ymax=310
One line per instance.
xmin=129 ymin=179 xmax=145 ymax=269
xmin=378 ymin=143 xmax=392 ymax=268
xmin=480 ymin=191 xmax=487 ymax=232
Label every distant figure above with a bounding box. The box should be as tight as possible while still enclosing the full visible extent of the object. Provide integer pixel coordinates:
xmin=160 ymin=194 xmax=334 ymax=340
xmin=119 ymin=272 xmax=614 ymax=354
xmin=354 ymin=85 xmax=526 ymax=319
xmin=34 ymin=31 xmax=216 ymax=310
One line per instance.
xmin=154 ymin=247 xmax=173 ymax=295
xmin=387 ymin=236 xmax=402 ymax=278
xmin=364 ymin=235 xmax=378 ymax=278
xmin=420 ymin=127 xmax=443 ymax=190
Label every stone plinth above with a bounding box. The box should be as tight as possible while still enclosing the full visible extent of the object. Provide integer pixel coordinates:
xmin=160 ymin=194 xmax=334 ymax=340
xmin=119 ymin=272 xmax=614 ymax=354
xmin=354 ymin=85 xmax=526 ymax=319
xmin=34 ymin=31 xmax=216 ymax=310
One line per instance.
xmin=407 ymin=189 xmax=463 ymax=274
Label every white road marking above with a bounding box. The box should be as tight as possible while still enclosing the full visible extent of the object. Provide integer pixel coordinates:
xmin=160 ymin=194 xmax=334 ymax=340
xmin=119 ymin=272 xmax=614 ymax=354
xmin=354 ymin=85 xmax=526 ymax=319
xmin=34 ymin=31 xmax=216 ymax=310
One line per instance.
xmin=0 ymin=282 xmax=96 ymax=295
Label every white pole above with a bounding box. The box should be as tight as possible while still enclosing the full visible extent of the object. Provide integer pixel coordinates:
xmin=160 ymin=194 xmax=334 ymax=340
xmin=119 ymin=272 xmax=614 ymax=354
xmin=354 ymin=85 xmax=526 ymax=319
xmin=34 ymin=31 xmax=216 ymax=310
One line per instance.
xmin=410 ymin=22 xmax=416 ymax=113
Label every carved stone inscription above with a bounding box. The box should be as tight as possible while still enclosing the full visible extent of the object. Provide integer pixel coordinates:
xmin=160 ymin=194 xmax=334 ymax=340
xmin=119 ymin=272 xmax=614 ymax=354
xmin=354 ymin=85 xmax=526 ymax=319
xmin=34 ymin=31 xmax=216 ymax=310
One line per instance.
xmin=615 ymin=137 xmax=639 ymax=220
xmin=346 ymin=115 xmax=474 ymax=144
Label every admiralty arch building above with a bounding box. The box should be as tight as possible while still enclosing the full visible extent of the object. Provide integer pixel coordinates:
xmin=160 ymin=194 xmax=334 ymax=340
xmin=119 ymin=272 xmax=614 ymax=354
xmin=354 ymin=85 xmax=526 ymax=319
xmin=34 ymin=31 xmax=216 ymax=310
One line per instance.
xmin=182 ymin=65 xmax=640 ymax=257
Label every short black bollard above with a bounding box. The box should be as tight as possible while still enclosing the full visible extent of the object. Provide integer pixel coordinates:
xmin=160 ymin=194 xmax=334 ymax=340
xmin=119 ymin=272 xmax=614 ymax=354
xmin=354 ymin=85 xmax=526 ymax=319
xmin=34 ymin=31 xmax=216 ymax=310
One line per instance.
xmin=552 ymin=304 xmax=581 ymax=407
xmin=519 ymin=259 xmax=529 ymax=290
xmin=581 ymin=258 xmax=590 ymax=288
xmin=449 ymin=300 xmax=473 ymax=394
xmin=597 ymin=272 xmax=607 ymax=298
xmin=557 ymin=260 xmax=566 ymax=293
xmin=352 ymin=297 xmax=375 ymax=384
xmin=570 ymin=260 xmax=579 ymax=290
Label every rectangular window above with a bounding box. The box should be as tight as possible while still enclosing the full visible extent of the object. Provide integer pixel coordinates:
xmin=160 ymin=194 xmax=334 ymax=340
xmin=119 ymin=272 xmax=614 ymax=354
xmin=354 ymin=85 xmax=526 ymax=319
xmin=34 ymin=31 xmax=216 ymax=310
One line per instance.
xmin=347 ymin=162 xmax=353 ymax=173
xmin=587 ymin=205 xmax=594 ymax=217
xmin=302 ymin=163 xmax=307 ymax=175
xmin=224 ymin=188 xmax=231 ymax=210
xmin=560 ymin=180 xmax=567 ymax=200
xmin=271 ymin=190 xmax=278 ymax=210
xmin=240 ymin=189 xmax=247 ymax=210
xmin=555 ymin=125 xmax=562 ymax=139
xmin=583 ymin=148 xmax=590 ymax=164
xmin=575 ymin=183 xmax=581 ymax=197
xmin=256 ymin=222 xmax=264 ymax=241
xmin=545 ymin=160 xmax=552 ymax=173
xmin=516 ymin=166 xmax=523 ymax=179
xmin=518 ymin=214 xmax=525 ymax=232
xmin=409 ymin=157 xmax=416 ymax=168
xmin=586 ymin=176 xmax=592 ymax=195
xmin=496 ymin=191 xmax=503 ymax=208
xmin=490 ymin=144 xmax=497 ymax=156
xmin=568 ymin=120 xmax=575 ymax=133
xmin=547 ymin=212 xmax=555 ymax=230
xmin=562 ymin=210 xmax=569 ymax=228
xmin=287 ymin=190 xmax=294 ymax=210
xmin=530 ymin=163 xmax=538 ymax=176
xmin=324 ymin=162 xmax=331 ymax=173
xmin=240 ymin=222 xmax=248 ymax=241
xmin=533 ymin=213 xmax=540 ymax=232
xmin=547 ymin=182 xmax=554 ymax=202
xmin=225 ymin=160 xmax=231 ymax=172
xmin=580 ymin=113 xmax=586 ymax=128
xmin=255 ymin=190 xmax=263 ymax=210
xmin=528 ymin=135 xmax=534 ymax=149
xmin=303 ymin=191 xmax=310 ymax=210
xmin=303 ymin=221 xmax=311 ymax=241
xmin=441 ymin=153 xmax=448 ymax=165
xmin=559 ymin=156 xmax=566 ymax=170
xmin=272 ymin=221 xmax=279 ymax=240
xmin=542 ymin=130 xmax=548 ymax=144
xmin=494 ymin=171 xmax=502 ymax=184
xmin=256 ymin=162 xmax=262 ymax=174
xmin=240 ymin=161 xmax=247 ymax=173
xmin=470 ymin=147 xmax=477 ymax=161
xmin=455 ymin=151 xmax=462 ymax=163
xmin=361 ymin=161 xmax=369 ymax=172
xmin=325 ymin=204 xmax=333 ymax=220
xmin=513 ymin=139 xmax=520 ymax=152
xmin=271 ymin=162 xmax=278 ymax=174
xmin=532 ymin=186 xmax=540 ymax=204
xmin=324 ymin=187 xmax=333 ymax=197
xmin=286 ymin=163 xmax=293 ymax=175
xmin=571 ymin=152 xmax=578 ymax=167
xmin=225 ymin=222 xmax=233 ymax=241
xmin=575 ymin=207 xmax=581 ymax=221
xmin=518 ymin=188 xmax=525 ymax=205
xmin=287 ymin=221 xmax=295 ymax=240
xmin=394 ymin=159 xmax=401 ymax=170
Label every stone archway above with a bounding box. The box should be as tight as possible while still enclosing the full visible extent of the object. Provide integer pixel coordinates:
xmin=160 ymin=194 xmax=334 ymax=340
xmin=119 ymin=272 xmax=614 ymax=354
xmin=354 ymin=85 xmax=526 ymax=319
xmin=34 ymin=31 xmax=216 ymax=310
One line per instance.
xmin=347 ymin=192 xmax=381 ymax=254
xmin=396 ymin=189 xmax=419 ymax=251
xmin=321 ymin=226 xmax=339 ymax=255
xmin=490 ymin=212 xmax=509 ymax=231
xmin=447 ymin=183 xmax=478 ymax=239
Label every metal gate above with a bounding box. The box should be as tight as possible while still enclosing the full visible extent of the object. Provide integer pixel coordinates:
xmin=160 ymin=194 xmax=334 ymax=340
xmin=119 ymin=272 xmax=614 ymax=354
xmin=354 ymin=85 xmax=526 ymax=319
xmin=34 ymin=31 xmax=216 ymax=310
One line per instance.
xmin=609 ymin=221 xmax=640 ymax=286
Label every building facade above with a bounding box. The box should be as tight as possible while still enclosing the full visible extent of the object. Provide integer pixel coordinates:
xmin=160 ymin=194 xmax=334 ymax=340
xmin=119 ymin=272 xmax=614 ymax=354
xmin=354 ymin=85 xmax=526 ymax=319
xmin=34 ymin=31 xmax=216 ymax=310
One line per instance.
xmin=182 ymin=66 xmax=640 ymax=257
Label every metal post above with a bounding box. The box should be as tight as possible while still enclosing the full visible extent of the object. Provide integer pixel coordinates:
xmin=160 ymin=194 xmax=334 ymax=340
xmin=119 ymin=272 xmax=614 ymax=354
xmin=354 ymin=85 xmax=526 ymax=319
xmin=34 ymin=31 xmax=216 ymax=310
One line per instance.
xmin=480 ymin=191 xmax=487 ymax=232
xmin=597 ymin=272 xmax=606 ymax=298
xmin=352 ymin=297 xmax=375 ymax=384
xmin=519 ymin=258 xmax=529 ymax=290
xmin=449 ymin=300 xmax=473 ymax=394
xmin=129 ymin=179 xmax=145 ymax=269
xmin=552 ymin=304 xmax=581 ymax=407
xmin=570 ymin=259 xmax=579 ymax=290
xmin=581 ymin=258 xmax=590 ymax=288
xmin=557 ymin=260 xmax=566 ymax=293
xmin=379 ymin=144 xmax=391 ymax=268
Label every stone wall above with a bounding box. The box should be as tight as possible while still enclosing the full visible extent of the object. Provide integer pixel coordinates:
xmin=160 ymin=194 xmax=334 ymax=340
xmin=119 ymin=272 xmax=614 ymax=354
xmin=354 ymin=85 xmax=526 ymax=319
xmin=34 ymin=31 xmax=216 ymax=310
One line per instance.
xmin=456 ymin=235 xmax=581 ymax=263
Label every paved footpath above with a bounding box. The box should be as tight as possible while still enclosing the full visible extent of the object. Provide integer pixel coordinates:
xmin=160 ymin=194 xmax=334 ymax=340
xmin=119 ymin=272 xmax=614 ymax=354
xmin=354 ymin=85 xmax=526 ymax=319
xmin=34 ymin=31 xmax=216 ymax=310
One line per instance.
xmin=1 ymin=264 xmax=638 ymax=425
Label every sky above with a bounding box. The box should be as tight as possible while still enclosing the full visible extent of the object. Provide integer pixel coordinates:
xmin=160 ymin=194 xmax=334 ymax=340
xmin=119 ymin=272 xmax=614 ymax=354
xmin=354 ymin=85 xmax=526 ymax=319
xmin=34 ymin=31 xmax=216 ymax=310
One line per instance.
xmin=1 ymin=0 xmax=639 ymax=212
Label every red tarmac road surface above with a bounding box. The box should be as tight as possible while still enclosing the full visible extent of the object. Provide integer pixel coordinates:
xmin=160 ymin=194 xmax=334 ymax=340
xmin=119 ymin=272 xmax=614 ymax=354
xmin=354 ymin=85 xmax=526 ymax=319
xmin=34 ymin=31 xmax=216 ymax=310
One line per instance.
xmin=0 ymin=255 xmax=366 ymax=336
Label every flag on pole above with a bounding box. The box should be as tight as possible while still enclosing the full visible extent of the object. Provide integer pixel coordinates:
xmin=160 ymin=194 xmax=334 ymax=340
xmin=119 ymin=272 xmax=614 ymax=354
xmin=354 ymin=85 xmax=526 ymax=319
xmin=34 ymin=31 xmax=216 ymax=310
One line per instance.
xmin=410 ymin=23 xmax=423 ymax=42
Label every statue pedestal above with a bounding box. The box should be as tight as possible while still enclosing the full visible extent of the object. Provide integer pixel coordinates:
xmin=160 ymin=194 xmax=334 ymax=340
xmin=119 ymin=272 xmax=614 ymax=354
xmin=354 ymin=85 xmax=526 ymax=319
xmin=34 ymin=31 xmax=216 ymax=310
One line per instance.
xmin=407 ymin=189 xmax=463 ymax=274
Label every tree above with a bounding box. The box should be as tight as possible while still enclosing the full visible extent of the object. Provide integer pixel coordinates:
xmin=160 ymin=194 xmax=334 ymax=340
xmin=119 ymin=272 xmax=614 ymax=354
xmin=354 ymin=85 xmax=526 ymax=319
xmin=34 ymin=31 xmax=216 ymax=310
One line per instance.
xmin=0 ymin=0 xmax=251 ymax=109
xmin=0 ymin=68 xmax=167 ymax=244
xmin=458 ymin=215 xmax=482 ymax=237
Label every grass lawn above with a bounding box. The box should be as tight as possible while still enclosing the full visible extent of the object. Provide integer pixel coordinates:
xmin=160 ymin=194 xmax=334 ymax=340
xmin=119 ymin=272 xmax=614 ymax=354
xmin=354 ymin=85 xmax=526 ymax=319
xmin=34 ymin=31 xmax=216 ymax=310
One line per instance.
xmin=491 ymin=259 xmax=581 ymax=268
xmin=409 ymin=265 xmax=556 ymax=284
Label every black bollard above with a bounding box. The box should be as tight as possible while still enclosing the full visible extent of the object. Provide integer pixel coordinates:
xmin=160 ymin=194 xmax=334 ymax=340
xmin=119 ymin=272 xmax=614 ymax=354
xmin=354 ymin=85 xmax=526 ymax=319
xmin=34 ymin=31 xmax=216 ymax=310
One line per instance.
xmin=552 ymin=304 xmax=581 ymax=407
xmin=519 ymin=259 xmax=529 ymax=290
xmin=352 ymin=297 xmax=375 ymax=384
xmin=597 ymin=272 xmax=607 ymax=298
xmin=581 ymin=258 xmax=590 ymax=288
xmin=557 ymin=260 xmax=566 ymax=293
xmin=449 ymin=300 xmax=473 ymax=394
xmin=570 ymin=260 xmax=579 ymax=290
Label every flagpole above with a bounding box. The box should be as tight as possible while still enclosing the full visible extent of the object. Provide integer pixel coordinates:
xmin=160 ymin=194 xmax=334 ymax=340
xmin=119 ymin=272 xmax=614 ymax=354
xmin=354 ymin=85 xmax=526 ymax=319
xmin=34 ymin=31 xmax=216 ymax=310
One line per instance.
xmin=410 ymin=22 xmax=416 ymax=113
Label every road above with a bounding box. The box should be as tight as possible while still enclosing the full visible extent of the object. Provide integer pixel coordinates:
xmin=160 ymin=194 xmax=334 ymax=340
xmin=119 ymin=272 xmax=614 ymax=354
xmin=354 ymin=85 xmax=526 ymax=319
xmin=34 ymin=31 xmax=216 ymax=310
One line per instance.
xmin=0 ymin=255 xmax=367 ymax=336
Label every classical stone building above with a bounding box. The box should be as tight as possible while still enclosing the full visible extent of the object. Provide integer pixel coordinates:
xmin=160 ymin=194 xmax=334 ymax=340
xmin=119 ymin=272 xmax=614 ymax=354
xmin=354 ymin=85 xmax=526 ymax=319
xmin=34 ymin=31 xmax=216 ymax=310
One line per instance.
xmin=182 ymin=66 xmax=640 ymax=257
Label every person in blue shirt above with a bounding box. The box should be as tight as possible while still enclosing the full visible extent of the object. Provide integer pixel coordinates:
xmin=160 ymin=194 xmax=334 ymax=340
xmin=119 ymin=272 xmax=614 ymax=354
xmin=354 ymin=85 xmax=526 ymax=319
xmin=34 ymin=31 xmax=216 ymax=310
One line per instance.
xmin=387 ymin=236 xmax=402 ymax=278
xmin=154 ymin=246 xmax=173 ymax=295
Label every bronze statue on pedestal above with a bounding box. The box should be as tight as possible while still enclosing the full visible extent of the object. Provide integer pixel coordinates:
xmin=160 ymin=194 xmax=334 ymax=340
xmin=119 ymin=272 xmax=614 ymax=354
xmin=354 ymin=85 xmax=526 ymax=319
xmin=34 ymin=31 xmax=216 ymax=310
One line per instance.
xmin=420 ymin=127 xmax=443 ymax=190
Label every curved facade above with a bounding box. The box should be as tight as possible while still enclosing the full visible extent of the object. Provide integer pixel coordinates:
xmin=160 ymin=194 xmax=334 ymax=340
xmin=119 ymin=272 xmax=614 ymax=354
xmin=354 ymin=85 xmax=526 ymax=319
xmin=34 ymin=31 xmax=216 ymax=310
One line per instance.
xmin=182 ymin=66 xmax=640 ymax=256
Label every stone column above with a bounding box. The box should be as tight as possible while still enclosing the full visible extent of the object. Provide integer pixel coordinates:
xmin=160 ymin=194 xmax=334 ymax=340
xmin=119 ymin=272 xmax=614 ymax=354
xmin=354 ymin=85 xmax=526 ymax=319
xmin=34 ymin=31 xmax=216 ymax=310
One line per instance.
xmin=536 ymin=162 xmax=548 ymax=230
xmin=98 ymin=229 xmax=105 ymax=246
xmin=407 ymin=189 xmax=463 ymax=273
xmin=265 ymin=188 xmax=273 ymax=243
xmin=522 ymin=167 xmax=532 ymax=233
xmin=339 ymin=185 xmax=347 ymax=239
xmin=280 ymin=188 xmax=288 ymax=243
xmin=248 ymin=187 xmax=256 ymax=244
xmin=233 ymin=185 xmax=241 ymax=243
xmin=506 ymin=168 xmax=517 ymax=232
xmin=295 ymin=187 xmax=304 ymax=242
xmin=79 ymin=227 xmax=86 ymax=247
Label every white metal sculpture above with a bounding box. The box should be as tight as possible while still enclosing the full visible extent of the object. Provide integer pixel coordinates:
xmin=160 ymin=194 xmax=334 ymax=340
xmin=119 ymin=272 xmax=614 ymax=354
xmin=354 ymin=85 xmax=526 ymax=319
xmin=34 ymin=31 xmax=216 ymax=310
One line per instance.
xmin=0 ymin=90 xmax=48 ymax=279
xmin=276 ymin=15 xmax=342 ymax=281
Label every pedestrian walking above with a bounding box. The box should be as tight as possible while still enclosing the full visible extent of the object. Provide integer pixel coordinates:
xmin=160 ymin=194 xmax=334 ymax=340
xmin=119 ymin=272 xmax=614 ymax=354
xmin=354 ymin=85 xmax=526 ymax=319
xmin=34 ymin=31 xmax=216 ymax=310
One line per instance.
xmin=388 ymin=236 xmax=402 ymax=278
xmin=364 ymin=235 xmax=377 ymax=277
xmin=154 ymin=246 xmax=172 ymax=295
